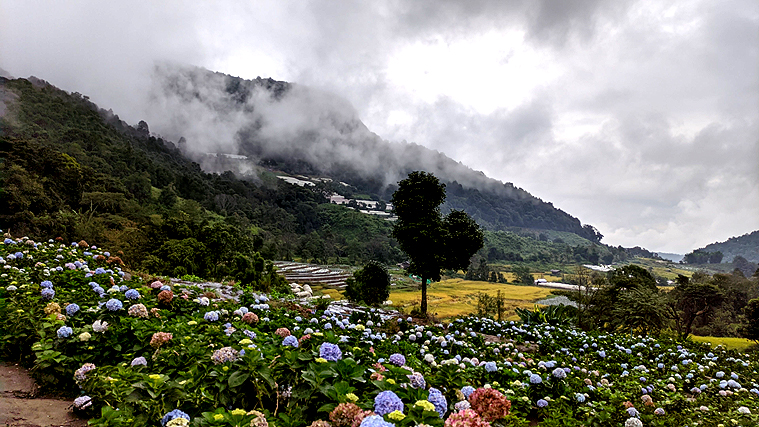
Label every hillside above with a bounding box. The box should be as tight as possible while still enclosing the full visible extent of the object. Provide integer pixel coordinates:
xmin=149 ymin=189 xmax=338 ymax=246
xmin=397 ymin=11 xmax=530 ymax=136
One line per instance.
xmin=149 ymin=64 xmax=603 ymax=242
xmin=700 ymin=230 xmax=759 ymax=263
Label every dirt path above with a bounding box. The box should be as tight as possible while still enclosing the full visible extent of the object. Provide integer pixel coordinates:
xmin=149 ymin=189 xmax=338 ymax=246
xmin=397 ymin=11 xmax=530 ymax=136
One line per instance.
xmin=0 ymin=362 xmax=88 ymax=427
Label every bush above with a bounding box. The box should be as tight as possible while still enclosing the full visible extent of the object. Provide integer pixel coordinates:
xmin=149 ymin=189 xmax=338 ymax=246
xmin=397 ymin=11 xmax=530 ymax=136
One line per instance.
xmin=343 ymin=261 xmax=390 ymax=306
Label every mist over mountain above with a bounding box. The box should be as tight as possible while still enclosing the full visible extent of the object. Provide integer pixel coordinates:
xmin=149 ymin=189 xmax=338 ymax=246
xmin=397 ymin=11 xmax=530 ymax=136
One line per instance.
xmin=146 ymin=64 xmax=601 ymax=240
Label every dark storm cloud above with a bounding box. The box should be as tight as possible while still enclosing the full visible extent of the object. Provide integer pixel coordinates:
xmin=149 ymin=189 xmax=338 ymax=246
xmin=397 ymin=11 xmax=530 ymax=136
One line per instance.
xmin=0 ymin=0 xmax=756 ymax=253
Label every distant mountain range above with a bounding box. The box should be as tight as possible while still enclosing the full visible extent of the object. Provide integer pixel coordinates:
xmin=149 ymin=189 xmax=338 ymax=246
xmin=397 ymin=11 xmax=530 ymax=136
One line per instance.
xmin=147 ymin=64 xmax=603 ymax=241
xmin=699 ymin=231 xmax=759 ymax=263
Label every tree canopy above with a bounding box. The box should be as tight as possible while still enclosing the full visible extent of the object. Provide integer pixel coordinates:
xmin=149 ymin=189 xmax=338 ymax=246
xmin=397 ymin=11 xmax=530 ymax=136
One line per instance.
xmin=391 ymin=171 xmax=483 ymax=314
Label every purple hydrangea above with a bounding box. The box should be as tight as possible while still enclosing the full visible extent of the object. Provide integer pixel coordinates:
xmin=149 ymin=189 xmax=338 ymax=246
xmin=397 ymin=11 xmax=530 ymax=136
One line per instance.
xmin=41 ymin=288 xmax=55 ymax=300
xmin=57 ymin=326 xmax=73 ymax=338
xmin=626 ymin=407 xmax=639 ymax=417
xmin=388 ymin=353 xmax=406 ymax=366
xmin=283 ymin=335 xmax=299 ymax=347
xmin=485 ymin=361 xmax=498 ymax=372
xmin=204 ymin=311 xmax=219 ymax=322
xmin=530 ymin=374 xmax=543 ymax=384
xmin=40 ymin=280 xmax=53 ymax=288
xmin=131 ymin=357 xmax=148 ymax=367
xmin=73 ymin=395 xmax=92 ymax=410
xmin=125 ymin=289 xmax=141 ymax=300
xmin=374 ymin=390 xmax=404 ymax=415
xmin=408 ymin=372 xmax=426 ymax=389
xmin=537 ymin=399 xmax=548 ymax=408
xmin=105 ymin=299 xmax=123 ymax=311
xmin=552 ymin=367 xmax=567 ymax=379
xmin=319 ymin=342 xmax=343 ymax=361
xmin=161 ymin=409 xmax=190 ymax=427
xmin=428 ymin=388 xmax=447 ymax=418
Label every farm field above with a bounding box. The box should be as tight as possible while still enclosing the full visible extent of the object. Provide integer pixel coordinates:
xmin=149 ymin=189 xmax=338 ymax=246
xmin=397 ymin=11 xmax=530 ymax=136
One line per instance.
xmin=690 ymin=336 xmax=756 ymax=351
xmin=313 ymin=279 xmax=555 ymax=320
xmin=3 ymin=237 xmax=759 ymax=427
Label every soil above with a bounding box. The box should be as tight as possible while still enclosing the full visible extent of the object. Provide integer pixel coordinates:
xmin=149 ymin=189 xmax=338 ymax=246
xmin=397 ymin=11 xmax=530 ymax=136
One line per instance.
xmin=0 ymin=362 xmax=88 ymax=427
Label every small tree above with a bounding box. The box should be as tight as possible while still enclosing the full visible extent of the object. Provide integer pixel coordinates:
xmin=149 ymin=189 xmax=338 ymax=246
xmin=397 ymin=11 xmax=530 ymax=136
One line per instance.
xmin=742 ymin=298 xmax=759 ymax=342
xmin=391 ymin=171 xmax=483 ymax=314
xmin=344 ymin=261 xmax=391 ymax=306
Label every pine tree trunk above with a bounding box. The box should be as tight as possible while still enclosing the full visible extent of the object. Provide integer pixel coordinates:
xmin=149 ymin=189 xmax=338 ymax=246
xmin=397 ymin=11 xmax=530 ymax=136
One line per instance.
xmin=421 ymin=276 xmax=428 ymax=315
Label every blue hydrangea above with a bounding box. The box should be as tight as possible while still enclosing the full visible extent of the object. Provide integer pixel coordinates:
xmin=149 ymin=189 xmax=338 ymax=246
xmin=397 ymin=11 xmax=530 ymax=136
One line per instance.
xmin=41 ymin=288 xmax=55 ymax=300
xmin=627 ymin=407 xmax=639 ymax=417
xmin=461 ymin=386 xmax=475 ymax=398
xmin=40 ymin=280 xmax=53 ymax=288
xmin=105 ymin=299 xmax=123 ymax=311
xmin=389 ymin=353 xmax=406 ymax=366
xmin=485 ymin=361 xmax=498 ymax=372
xmin=204 ymin=311 xmax=220 ymax=322
xmin=161 ymin=409 xmax=190 ymax=427
xmin=537 ymin=399 xmax=548 ymax=408
xmin=125 ymin=289 xmax=140 ymax=300
xmin=359 ymin=415 xmax=395 ymax=427
xmin=374 ymin=390 xmax=403 ymax=415
xmin=282 ymin=335 xmax=299 ymax=348
xmin=57 ymin=326 xmax=73 ymax=338
xmin=530 ymin=374 xmax=543 ymax=384
xmin=65 ymin=303 xmax=80 ymax=316
xmin=319 ymin=342 xmax=342 ymax=361
xmin=94 ymin=267 xmax=106 ymax=275
xmin=428 ymin=388 xmax=447 ymax=418
xmin=575 ymin=393 xmax=586 ymax=403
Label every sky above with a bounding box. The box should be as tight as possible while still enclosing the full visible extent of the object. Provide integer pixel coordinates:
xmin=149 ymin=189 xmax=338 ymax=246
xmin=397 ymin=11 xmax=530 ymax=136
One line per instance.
xmin=1 ymin=0 xmax=757 ymax=254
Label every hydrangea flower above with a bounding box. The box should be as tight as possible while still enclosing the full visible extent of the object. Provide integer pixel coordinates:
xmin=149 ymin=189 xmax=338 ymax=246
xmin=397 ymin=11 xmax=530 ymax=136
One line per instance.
xmin=529 ymin=374 xmax=542 ymax=384
xmin=57 ymin=326 xmax=73 ymax=338
xmin=131 ymin=357 xmax=148 ymax=367
xmin=468 ymin=388 xmax=511 ymax=421
xmin=624 ymin=418 xmax=643 ymax=427
xmin=283 ymin=335 xmax=299 ymax=347
xmin=40 ymin=280 xmax=53 ymax=288
xmin=105 ymin=298 xmax=123 ymax=311
xmin=161 ymin=409 xmax=191 ymax=427
xmin=319 ymin=342 xmax=343 ymax=361
xmin=41 ymin=288 xmax=55 ymax=300
xmin=125 ymin=289 xmax=141 ymax=300
xmin=389 ymin=353 xmax=406 ymax=366
xmin=552 ymin=367 xmax=566 ymax=379
xmin=359 ymin=415 xmax=394 ymax=427
xmin=93 ymin=320 xmax=109 ymax=333
xmin=461 ymin=386 xmax=476 ymax=399
xmin=484 ymin=362 xmax=497 ymax=372
xmin=428 ymin=388 xmax=447 ymax=418
xmin=74 ymin=363 xmax=96 ymax=382
xmin=536 ymin=399 xmax=548 ymax=408
xmin=444 ymin=409 xmax=490 ymax=427
xmin=65 ymin=303 xmax=80 ymax=316
xmin=408 ymin=372 xmax=426 ymax=389
xmin=73 ymin=395 xmax=92 ymax=410
xmin=204 ymin=311 xmax=220 ymax=322
xmin=211 ymin=347 xmax=240 ymax=364
xmin=374 ymin=390 xmax=403 ymax=416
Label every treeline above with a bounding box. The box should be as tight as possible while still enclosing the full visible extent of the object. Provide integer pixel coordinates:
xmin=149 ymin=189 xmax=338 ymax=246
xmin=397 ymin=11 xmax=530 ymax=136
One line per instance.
xmin=556 ymin=265 xmax=759 ymax=338
xmin=0 ymin=76 xmax=402 ymax=281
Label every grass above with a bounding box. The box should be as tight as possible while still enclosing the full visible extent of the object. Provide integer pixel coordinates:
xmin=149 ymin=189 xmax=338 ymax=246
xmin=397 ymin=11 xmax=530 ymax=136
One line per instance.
xmin=690 ymin=336 xmax=757 ymax=351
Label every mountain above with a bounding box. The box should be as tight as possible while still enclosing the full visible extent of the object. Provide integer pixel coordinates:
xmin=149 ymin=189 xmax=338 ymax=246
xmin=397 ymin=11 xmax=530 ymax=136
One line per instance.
xmin=698 ymin=231 xmax=759 ymax=263
xmin=146 ymin=64 xmax=603 ymax=242
xmin=658 ymin=252 xmax=684 ymax=263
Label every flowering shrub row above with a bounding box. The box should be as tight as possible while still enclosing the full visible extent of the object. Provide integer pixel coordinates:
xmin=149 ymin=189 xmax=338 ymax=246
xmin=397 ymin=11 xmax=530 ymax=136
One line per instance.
xmin=1 ymin=235 xmax=758 ymax=426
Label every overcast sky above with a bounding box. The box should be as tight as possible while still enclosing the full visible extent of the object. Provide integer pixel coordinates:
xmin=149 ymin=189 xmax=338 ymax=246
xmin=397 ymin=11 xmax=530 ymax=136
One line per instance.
xmin=1 ymin=0 xmax=757 ymax=254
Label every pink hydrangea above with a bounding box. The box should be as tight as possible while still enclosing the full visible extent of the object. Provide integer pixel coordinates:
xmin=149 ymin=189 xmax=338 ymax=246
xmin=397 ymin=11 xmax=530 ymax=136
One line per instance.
xmin=444 ymin=409 xmax=491 ymax=427
xmin=468 ymin=388 xmax=511 ymax=422
xmin=150 ymin=332 xmax=173 ymax=348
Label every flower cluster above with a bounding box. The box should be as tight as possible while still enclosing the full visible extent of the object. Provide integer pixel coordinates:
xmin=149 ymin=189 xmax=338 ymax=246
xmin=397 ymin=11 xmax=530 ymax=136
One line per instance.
xmin=329 ymin=403 xmax=373 ymax=427
xmin=282 ymin=335 xmax=299 ymax=347
xmin=468 ymin=388 xmax=511 ymax=422
xmin=161 ymin=409 xmax=191 ymax=427
xmin=57 ymin=326 xmax=73 ymax=338
xmin=242 ymin=312 xmax=259 ymax=324
xmin=74 ymin=363 xmax=96 ymax=382
xmin=388 ymin=353 xmax=406 ymax=366
xmin=157 ymin=290 xmax=173 ymax=304
xmin=211 ymin=347 xmax=240 ymax=364
xmin=105 ymin=298 xmax=123 ymax=311
xmin=150 ymin=332 xmax=173 ymax=348
xmin=125 ymin=289 xmax=141 ymax=300
xmin=319 ymin=342 xmax=343 ymax=361
xmin=428 ymin=388 xmax=448 ymax=418
xmin=73 ymin=395 xmax=92 ymax=410
xmin=275 ymin=327 xmax=291 ymax=337
xmin=374 ymin=390 xmax=403 ymax=416
xmin=128 ymin=303 xmax=149 ymax=318
xmin=444 ymin=409 xmax=491 ymax=427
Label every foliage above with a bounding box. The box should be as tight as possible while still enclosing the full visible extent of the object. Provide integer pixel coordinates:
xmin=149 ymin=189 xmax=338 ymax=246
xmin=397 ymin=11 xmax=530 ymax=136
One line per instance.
xmin=514 ymin=305 xmax=576 ymax=326
xmin=343 ymin=261 xmax=391 ymax=306
xmin=391 ymin=171 xmax=483 ymax=314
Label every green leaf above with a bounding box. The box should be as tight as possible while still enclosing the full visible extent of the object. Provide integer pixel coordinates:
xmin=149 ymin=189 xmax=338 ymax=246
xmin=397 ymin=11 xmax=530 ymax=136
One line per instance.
xmin=228 ymin=371 xmax=249 ymax=388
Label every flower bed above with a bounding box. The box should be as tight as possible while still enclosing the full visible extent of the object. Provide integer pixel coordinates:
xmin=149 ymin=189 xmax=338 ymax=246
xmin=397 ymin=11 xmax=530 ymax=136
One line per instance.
xmin=1 ymin=235 xmax=758 ymax=426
